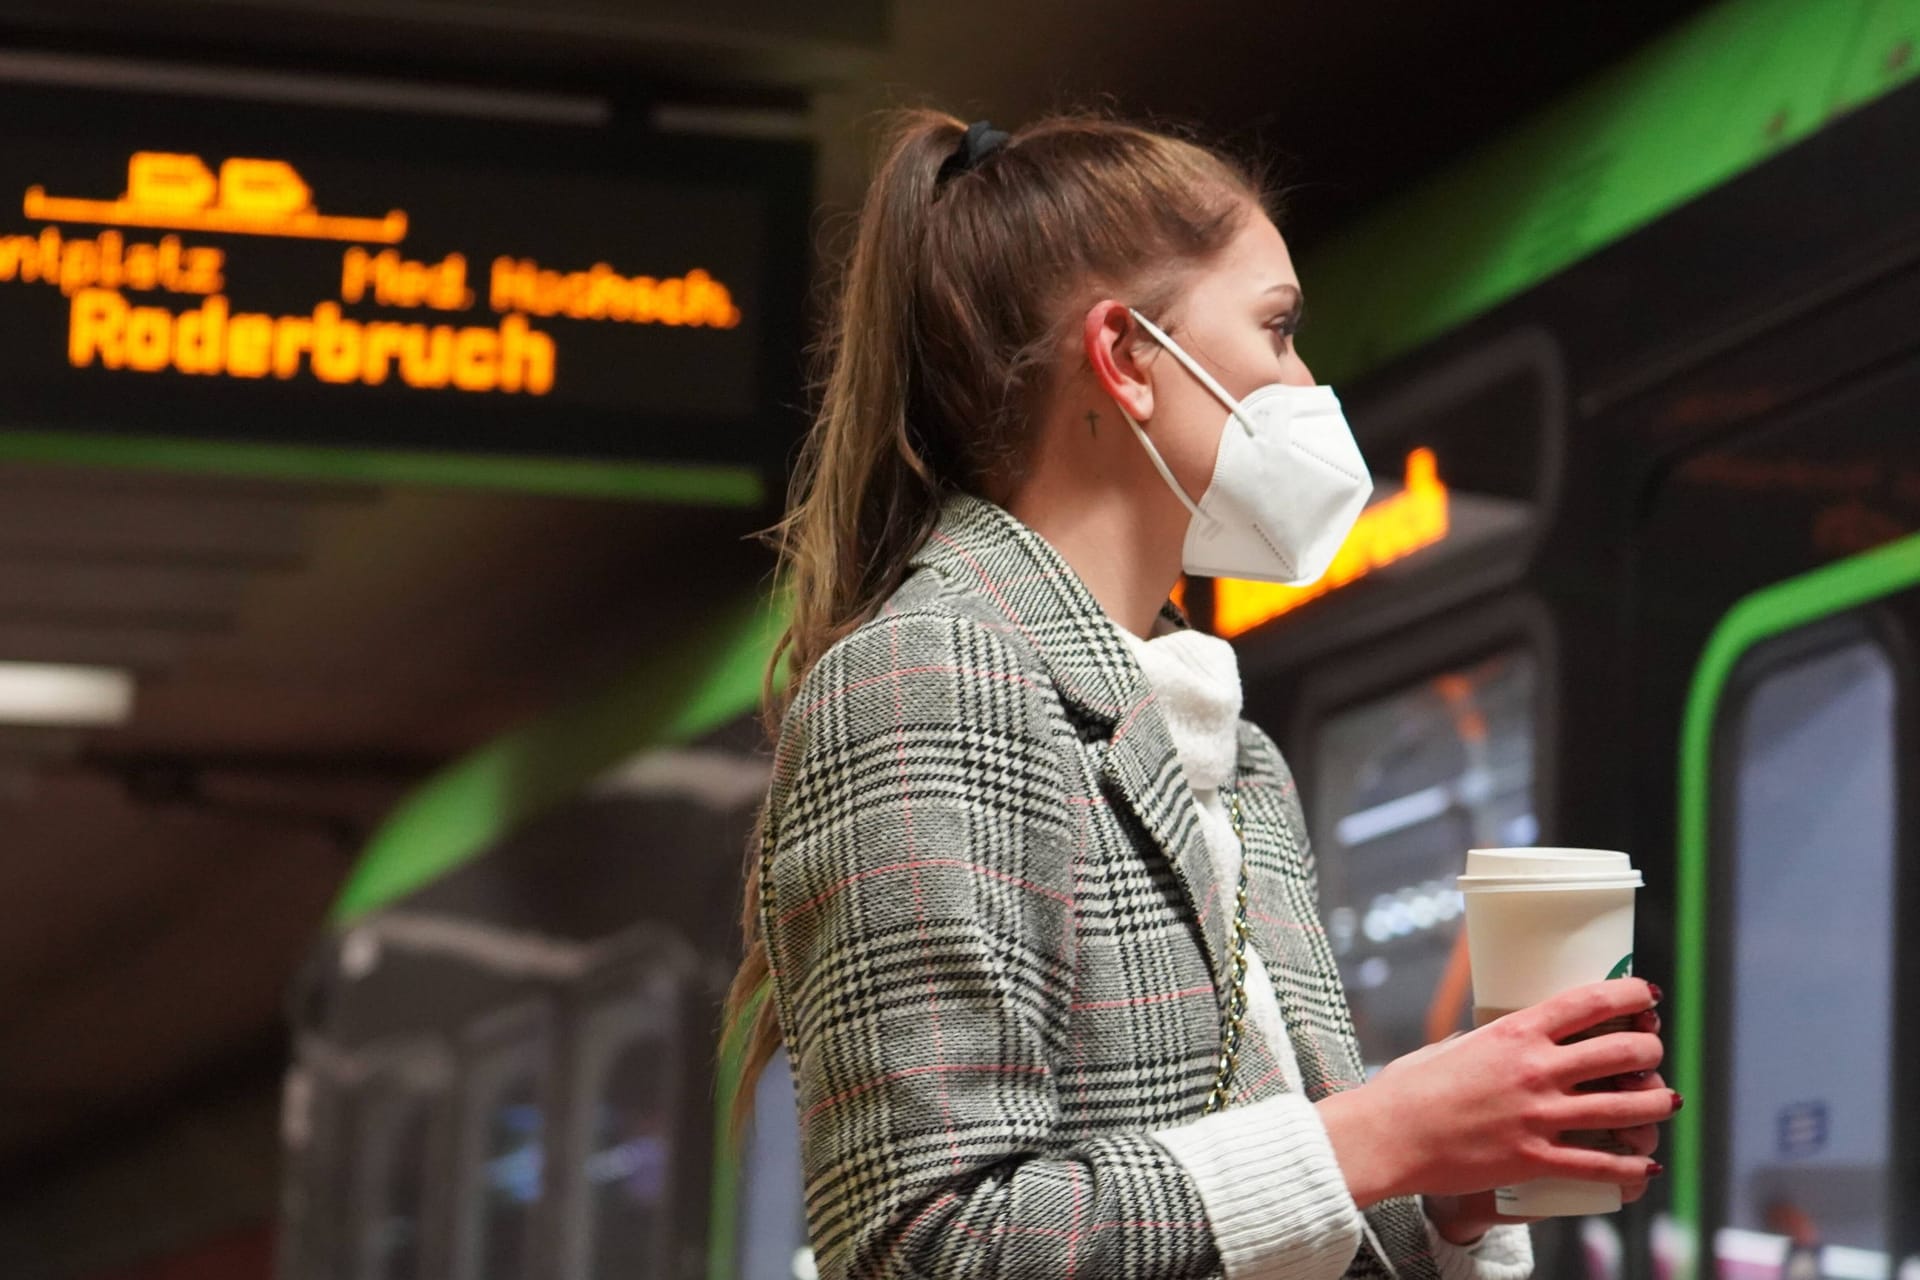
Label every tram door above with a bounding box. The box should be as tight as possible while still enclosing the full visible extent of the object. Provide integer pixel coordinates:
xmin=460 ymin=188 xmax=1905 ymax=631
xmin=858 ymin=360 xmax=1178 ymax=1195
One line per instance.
xmin=1671 ymin=542 xmax=1920 ymax=1280
xmin=1626 ymin=354 xmax=1920 ymax=1280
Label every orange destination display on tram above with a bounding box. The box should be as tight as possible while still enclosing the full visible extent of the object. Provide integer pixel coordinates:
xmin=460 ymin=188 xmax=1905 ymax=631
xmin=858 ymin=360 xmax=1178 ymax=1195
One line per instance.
xmin=0 ymin=94 xmax=808 ymax=470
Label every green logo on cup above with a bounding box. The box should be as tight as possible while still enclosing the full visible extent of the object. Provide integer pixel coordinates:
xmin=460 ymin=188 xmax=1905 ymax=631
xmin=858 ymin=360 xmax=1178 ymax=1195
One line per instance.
xmin=1607 ymin=954 xmax=1634 ymax=980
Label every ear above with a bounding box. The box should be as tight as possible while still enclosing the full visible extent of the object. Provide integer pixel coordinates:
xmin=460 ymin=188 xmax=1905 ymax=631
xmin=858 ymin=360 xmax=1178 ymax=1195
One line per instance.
xmin=1083 ymin=300 xmax=1155 ymax=424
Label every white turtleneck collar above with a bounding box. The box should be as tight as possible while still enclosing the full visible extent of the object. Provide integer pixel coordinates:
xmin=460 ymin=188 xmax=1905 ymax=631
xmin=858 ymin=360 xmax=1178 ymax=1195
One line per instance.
xmin=1116 ymin=617 xmax=1243 ymax=793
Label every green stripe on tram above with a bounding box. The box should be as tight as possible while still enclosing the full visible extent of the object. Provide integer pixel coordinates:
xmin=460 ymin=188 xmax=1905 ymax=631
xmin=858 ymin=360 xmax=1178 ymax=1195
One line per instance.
xmin=1673 ymin=532 xmax=1920 ymax=1235
xmin=1300 ymin=0 xmax=1920 ymax=386
xmin=329 ymin=586 xmax=790 ymax=923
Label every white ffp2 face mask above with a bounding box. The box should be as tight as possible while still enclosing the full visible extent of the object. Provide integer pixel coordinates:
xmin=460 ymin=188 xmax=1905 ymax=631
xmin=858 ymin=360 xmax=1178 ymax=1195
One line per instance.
xmin=1112 ymin=308 xmax=1373 ymax=586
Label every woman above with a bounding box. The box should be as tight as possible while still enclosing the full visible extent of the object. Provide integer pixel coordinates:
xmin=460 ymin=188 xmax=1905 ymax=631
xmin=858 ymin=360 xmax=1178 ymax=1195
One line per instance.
xmin=725 ymin=109 xmax=1672 ymax=1280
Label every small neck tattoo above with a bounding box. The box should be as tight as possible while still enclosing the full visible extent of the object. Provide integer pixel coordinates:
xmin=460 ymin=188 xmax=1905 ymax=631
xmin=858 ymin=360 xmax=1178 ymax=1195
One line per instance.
xmin=1085 ymin=410 xmax=1099 ymax=437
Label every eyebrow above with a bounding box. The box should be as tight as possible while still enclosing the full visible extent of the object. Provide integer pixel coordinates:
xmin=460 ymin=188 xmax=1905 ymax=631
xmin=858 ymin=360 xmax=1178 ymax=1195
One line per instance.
xmin=1262 ymin=283 xmax=1304 ymax=309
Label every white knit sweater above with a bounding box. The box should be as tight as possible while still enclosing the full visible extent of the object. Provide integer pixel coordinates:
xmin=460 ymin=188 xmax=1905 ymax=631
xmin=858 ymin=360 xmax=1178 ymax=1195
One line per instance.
xmin=1118 ymin=618 xmax=1532 ymax=1280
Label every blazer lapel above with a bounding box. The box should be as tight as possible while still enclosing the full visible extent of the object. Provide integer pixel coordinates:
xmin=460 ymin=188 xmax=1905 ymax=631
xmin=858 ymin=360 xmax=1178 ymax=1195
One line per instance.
xmin=1096 ymin=687 xmax=1237 ymax=1005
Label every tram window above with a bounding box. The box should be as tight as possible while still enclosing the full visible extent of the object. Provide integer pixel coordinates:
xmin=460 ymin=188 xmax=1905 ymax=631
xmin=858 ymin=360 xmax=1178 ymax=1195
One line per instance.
xmin=583 ymin=1043 xmax=672 ymax=1275
xmin=456 ymin=1034 xmax=547 ymax=1280
xmin=1720 ymin=638 xmax=1897 ymax=1262
xmin=735 ymin=1048 xmax=814 ymax=1280
xmin=572 ymin=982 xmax=679 ymax=1280
xmin=285 ymin=1068 xmax=359 ymax=1280
xmin=1310 ymin=649 xmax=1538 ymax=1070
xmin=479 ymin=1078 xmax=542 ymax=1278
xmin=356 ymin=1086 xmax=436 ymax=1280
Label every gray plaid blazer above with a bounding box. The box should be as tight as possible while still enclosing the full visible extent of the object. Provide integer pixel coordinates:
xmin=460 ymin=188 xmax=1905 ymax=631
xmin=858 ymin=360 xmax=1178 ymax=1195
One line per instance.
xmin=760 ymin=490 xmax=1443 ymax=1279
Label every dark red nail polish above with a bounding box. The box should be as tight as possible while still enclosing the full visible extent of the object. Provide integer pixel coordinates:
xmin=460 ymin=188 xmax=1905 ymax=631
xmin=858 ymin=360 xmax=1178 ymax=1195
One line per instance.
xmin=1646 ymin=981 xmax=1663 ymax=1007
xmin=1670 ymin=1090 xmax=1685 ymax=1112
xmin=1647 ymin=1161 xmax=1666 ymax=1178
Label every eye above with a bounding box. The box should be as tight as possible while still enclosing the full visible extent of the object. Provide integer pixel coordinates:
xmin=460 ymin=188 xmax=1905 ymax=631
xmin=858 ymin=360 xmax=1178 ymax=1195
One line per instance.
xmin=1265 ymin=309 xmax=1304 ymax=351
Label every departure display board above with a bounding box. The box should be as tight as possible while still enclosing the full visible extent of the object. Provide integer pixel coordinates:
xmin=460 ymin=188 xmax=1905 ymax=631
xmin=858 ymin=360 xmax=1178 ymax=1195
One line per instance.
xmin=0 ymin=88 xmax=810 ymax=473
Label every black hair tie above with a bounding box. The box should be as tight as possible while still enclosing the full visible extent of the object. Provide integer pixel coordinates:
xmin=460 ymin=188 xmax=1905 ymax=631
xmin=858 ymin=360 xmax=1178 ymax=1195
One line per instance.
xmin=936 ymin=119 xmax=1010 ymax=187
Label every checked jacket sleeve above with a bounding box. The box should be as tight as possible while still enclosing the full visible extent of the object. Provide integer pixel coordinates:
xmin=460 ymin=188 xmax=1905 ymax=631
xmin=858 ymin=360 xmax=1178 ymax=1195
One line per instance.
xmin=759 ymin=610 xmax=1229 ymax=1279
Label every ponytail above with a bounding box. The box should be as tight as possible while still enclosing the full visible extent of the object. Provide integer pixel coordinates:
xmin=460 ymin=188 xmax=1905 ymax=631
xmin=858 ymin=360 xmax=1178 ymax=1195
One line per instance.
xmin=763 ymin=111 xmax=963 ymax=706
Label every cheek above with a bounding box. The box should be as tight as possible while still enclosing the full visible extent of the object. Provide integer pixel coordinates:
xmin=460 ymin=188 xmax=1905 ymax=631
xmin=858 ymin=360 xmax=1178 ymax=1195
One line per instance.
xmin=1160 ymin=381 xmax=1229 ymax=499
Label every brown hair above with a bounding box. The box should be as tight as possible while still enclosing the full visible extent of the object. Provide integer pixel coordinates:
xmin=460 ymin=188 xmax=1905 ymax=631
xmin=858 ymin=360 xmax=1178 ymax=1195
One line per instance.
xmin=724 ymin=107 xmax=1270 ymax=1134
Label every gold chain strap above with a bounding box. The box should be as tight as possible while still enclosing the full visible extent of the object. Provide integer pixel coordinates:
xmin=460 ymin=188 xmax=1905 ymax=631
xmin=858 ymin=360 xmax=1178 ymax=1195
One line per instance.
xmin=1203 ymin=784 xmax=1252 ymax=1116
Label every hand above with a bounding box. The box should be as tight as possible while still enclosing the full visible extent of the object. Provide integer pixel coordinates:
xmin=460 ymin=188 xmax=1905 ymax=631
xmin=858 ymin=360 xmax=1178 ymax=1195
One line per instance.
xmin=1317 ymin=979 xmax=1672 ymax=1207
xmin=1424 ymin=1065 xmax=1667 ymax=1244
xmin=1426 ymin=1021 xmax=1670 ymax=1242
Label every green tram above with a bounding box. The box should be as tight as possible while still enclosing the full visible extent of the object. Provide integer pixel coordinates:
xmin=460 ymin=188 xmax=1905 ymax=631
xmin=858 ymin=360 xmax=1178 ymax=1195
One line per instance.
xmin=277 ymin=1 xmax=1920 ymax=1276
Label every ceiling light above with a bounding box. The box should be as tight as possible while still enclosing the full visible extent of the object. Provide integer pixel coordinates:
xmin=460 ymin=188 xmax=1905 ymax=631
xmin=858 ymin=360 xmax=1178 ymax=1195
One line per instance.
xmin=0 ymin=662 xmax=135 ymax=726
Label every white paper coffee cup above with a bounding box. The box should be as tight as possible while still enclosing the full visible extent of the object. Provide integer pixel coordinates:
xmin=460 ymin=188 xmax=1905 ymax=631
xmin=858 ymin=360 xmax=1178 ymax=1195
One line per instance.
xmin=1457 ymin=847 xmax=1642 ymax=1218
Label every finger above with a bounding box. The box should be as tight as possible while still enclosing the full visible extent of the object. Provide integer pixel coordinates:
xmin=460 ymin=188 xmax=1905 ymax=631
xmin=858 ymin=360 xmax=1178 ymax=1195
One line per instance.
xmin=1535 ymin=1144 xmax=1662 ymax=1186
xmin=1622 ymin=1178 xmax=1650 ymax=1205
xmin=1552 ymin=1031 xmax=1664 ymax=1084
xmin=1553 ymin=1087 xmax=1680 ymax=1130
xmin=1591 ymin=1068 xmax=1671 ymax=1094
xmin=1612 ymin=1124 xmax=1661 ymax=1158
xmin=1533 ymin=979 xmax=1661 ymax=1041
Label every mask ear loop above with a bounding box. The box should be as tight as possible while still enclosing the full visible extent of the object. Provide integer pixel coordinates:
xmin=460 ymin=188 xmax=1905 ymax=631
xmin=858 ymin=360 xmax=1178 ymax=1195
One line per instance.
xmin=1113 ymin=398 xmax=1210 ymax=526
xmin=1127 ymin=308 xmax=1259 ymax=438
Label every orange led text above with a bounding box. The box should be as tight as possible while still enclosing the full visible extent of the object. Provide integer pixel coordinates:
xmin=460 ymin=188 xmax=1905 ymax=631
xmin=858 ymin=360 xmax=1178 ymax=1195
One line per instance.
xmin=0 ymin=227 xmax=223 ymax=296
xmin=11 ymin=149 xmax=748 ymax=398
xmin=69 ymin=290 xmax=555 ymax=394
xmin=490 ymin=259 xmax=741 ymax=327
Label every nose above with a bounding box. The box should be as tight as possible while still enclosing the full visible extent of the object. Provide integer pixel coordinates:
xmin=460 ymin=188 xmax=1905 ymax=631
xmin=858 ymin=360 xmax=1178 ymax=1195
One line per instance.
xmin=1290 ymin=351 xmax=1317 ymax=387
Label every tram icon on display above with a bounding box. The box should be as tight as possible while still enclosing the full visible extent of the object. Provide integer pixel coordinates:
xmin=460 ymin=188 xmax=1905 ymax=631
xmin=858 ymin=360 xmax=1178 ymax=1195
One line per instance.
xmin=25 ymin=150 xmax=410 ymax=242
